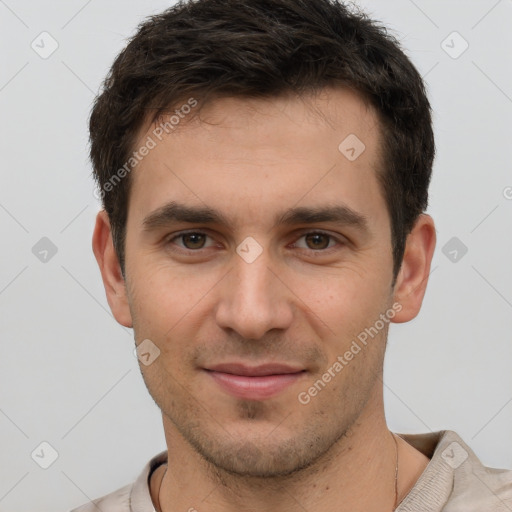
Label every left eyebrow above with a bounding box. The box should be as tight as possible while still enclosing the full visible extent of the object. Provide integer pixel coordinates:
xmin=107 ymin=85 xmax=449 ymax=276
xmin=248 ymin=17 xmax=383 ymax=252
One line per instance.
xmin=275 ymin=205 xmax=369 ymax=233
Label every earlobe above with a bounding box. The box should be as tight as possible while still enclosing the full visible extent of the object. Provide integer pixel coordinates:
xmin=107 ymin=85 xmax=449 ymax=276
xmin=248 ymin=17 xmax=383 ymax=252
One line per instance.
xmin=391 ymin=214 xmax=436 ymax=324
xmin=92 ymin=210 xmax=133 ymax=328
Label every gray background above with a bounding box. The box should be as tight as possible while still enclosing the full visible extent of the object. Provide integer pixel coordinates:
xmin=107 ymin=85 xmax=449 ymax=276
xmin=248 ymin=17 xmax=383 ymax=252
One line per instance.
xmin=0 ymin=0 xmax=511 ymax=510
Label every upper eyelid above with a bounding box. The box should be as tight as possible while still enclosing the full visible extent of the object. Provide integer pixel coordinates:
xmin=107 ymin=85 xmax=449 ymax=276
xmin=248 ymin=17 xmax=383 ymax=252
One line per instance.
xmin=292 ymin=231 xmax=341 ymax=243
xmin=167 ymin=230 xmax=218 ymax=247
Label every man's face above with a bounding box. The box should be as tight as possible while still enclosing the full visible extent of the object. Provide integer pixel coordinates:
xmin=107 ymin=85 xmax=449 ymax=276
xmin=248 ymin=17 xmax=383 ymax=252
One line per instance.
xmin=123 ymin=88 xmax=397 ymax=476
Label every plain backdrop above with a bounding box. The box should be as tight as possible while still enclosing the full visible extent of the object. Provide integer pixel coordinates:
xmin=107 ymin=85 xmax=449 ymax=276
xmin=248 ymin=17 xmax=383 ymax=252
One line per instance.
xmin=0 ymin=0 xmax=511 ymax=510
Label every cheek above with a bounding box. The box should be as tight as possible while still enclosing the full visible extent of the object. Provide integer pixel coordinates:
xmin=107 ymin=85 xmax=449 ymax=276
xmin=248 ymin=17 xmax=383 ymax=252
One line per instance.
xmin=294 ymin=268 xmax=390 ymax=330
xmin=127 ymin=262 xmax=219 ymax=358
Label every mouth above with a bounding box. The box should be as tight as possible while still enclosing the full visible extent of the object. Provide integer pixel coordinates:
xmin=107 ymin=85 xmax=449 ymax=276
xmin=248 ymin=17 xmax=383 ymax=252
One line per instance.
xmin=204 ymin=363 xmax=307 ymax=400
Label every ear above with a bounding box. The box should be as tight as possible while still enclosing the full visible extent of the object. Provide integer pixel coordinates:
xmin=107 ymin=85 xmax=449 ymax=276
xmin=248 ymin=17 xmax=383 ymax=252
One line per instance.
xmin=391 ymin=214 xmax=436 ymax=323
xmin=92 ymin=210 xmax=133 ymax=328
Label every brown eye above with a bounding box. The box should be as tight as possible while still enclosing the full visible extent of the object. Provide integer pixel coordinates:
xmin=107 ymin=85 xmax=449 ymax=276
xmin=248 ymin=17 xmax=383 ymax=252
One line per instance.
xmin=181 ymin=233 xmax=207 ymax=249
xmin=304 ymin=233 xmax=331 ymax=250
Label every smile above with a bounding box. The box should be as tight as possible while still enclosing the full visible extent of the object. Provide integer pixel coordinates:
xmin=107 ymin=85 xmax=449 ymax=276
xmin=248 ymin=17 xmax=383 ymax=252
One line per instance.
xmin=204 ymin=363 xmax=307 ymax=400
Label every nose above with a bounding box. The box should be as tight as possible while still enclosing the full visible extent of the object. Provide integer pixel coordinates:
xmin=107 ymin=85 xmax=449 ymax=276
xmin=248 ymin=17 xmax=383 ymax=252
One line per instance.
xmin=214 ymin=247 xmax=294 ymax=340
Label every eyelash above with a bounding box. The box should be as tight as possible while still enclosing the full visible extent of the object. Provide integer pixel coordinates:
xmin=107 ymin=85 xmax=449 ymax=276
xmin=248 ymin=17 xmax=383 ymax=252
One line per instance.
xmin=165 ymin=230 xmax=345 ymax=256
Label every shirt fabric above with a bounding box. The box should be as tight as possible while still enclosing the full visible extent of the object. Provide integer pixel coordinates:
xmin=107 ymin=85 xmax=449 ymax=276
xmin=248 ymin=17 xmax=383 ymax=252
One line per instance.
xmin=70 ymin=430 xmax=512 ymax=512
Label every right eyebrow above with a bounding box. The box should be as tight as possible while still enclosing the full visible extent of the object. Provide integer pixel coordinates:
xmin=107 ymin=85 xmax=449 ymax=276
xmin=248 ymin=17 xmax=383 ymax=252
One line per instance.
xmin=142 ymin=201 xmax=233 ymax=232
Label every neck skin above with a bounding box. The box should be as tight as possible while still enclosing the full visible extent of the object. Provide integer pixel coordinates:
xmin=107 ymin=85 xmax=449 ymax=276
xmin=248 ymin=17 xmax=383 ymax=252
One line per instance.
xmin=151 ymin=380 xmax=430 ymax=512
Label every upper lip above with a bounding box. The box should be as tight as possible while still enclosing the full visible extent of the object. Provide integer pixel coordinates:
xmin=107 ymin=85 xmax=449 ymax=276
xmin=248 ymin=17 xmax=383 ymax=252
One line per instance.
xmin=206 ymin=363 xmax=305 ymax=377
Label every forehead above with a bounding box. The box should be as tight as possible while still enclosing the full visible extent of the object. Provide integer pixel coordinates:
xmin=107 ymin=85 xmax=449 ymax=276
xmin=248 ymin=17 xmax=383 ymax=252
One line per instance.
xmin=127 ymin=87 xmax=386 ymax=230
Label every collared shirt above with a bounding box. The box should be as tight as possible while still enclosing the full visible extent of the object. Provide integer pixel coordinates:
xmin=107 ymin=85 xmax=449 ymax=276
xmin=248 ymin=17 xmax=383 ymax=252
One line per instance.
xmin=70 ymin=430 xmax=512 ymax=511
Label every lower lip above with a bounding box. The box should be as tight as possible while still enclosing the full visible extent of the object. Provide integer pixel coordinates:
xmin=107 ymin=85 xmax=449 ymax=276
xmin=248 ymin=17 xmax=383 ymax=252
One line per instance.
xmin=206 ymin=370 xmax=305 ymax=400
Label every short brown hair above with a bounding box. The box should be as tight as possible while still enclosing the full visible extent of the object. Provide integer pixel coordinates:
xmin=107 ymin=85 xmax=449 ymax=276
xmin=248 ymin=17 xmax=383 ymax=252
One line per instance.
xmin=89 ymin=0 xmax=435 ymax=281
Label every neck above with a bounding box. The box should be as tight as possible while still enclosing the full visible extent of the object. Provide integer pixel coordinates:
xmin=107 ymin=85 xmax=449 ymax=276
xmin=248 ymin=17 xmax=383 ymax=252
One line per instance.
xmin=155 ymin=394 xmax=429 ymax=512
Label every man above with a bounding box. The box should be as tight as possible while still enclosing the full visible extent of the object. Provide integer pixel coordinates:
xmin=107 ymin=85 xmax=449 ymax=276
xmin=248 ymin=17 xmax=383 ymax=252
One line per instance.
xmin=73 ymin=0 xmax=512 ymax=510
